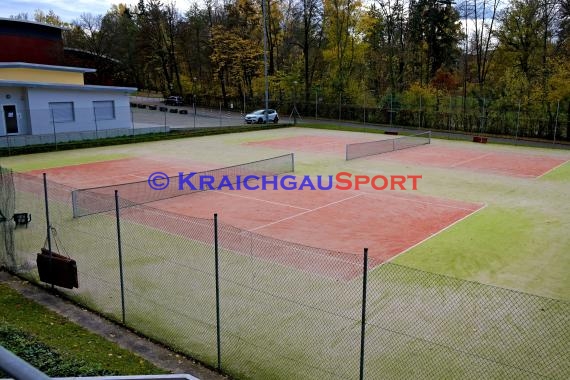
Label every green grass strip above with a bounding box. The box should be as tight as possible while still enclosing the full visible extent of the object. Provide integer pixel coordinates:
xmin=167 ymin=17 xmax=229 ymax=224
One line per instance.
xmin=0 ymin=282 xmax=165 ymax=376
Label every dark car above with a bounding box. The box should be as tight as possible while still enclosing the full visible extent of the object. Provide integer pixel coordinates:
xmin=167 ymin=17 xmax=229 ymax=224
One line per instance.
xmin=165 ymin=96 xmax=184 ymax=106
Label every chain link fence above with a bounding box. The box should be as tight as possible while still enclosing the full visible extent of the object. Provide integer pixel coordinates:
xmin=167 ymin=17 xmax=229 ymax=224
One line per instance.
xmin=2 ymin=172 xmax=569 ymax=379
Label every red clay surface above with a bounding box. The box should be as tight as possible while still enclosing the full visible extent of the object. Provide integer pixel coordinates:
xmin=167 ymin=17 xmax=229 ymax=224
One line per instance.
xmin=246 ymin=135 xmax=373 ymax=155
xmin=24 ymin=157 xmax=484 ymax=279
xmin=372 ymin=145 xmax=568 ymax=178
xmin=248 ymin=135 xmax=568 ymax=178
xmin=27 ymin=157 xmax=219 ymax=188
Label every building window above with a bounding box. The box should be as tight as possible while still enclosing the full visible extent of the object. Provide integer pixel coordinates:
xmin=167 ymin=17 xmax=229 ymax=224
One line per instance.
xmin=49 ymin=102 xmax=75 ymax=122
xmin=93 ymin=100 xmax=115 ymax=120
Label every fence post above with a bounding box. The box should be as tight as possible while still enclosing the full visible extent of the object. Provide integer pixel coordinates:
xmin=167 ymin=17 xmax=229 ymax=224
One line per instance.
xmin=219 ymin=103 xmax=222 ymax=127
xmin=114 ymin=190 xmax=126 ymax=324
xmin=553 ymin=100 xmax=560 ymax=145
xmin=419 ymin=95 xmax=423 ymax=129
xmin=50 ymin=109 xmax=57 ymax=151
xmin=214 ymin=213 xmax=221 ymax=370
xmin=43 ymin=173 xmax=53 ymax=290
xmin=515 ymin=100 xmax=521 ymax=143
xmin=93 ymin=107 xmax=99 ymax=139
xmin=359 ymin=248 xmax=368 ymax=380
xmin=130 ymin=107 xmax=135 ymax=140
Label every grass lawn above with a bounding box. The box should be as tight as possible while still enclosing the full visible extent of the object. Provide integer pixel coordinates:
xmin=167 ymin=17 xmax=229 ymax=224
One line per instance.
xmin=0 ymin=282 xmax=165 ymax=376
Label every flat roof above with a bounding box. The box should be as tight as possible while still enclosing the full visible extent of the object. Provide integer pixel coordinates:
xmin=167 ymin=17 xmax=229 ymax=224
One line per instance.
xmin=0 ymin=80 xmax=137 ymax=93
xmin=0 ymin=17 xmax=66 ymax=30
xmin=0 ymin=62 xmax=96 ymax=73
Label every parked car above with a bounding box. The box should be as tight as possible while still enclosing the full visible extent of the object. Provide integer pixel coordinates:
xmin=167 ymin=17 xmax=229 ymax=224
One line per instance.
xmin=165 ymin=96 xmax=184 ymax=106
xmin=244 ymin=109 xmax=279 ymax=124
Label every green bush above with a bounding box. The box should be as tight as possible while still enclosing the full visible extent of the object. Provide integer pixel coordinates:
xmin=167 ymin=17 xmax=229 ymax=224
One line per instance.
xmin=0 ymin=324 xmax=116 ymax=377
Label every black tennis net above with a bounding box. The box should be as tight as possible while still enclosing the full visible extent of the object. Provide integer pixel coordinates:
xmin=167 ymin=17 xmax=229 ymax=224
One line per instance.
xmin=345 ymin=131 xmax=431 ymax=160
xmin=72 ymin=153 xmax=295 ymax=217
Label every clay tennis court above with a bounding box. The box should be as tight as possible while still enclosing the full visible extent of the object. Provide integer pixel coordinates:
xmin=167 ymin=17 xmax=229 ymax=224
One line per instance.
xmin=246 ymin=135 xmax=372 ymax=155
xmin=372 ymin=144 xmax=569 ymax=178
xmin=27 ymin=156 xmax=483 ymax=278
xmin=248 ymin=134 xmax=568 ymax=178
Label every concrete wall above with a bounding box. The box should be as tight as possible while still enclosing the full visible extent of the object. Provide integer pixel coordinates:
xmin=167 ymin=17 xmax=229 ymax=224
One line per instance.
xmin=0 ymin=87 xmax=31 ymax=135
xmin=27 ymin=88 xmax=132 ymax=134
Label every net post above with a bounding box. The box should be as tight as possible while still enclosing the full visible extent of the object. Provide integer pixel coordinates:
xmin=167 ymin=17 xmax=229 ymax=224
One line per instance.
xmin=114 ymin=190 xmax=126 ymax=324
xmin=43 ymin=173 xmax=54 ymax=290
xmin=359 ymin=248 xmax=368 ymax=380
xmin=214 ymin=213 xmax=221 ymax=371
xmin=71 ymin=189 xmax=78 ymax=218
xmin=392 ymin=138 xmax=396 ymax=152
xmin=291 ymin=153 xmax=295 ymax=173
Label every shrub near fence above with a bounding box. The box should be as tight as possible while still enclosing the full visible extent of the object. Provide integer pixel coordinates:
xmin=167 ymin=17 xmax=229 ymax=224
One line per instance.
xmin=2 ymin=171 xmax=570 ymax=380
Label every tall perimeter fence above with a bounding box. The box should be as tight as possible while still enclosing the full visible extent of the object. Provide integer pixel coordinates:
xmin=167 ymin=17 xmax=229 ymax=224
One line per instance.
xmin=1 ymin=167 xmax=569 ymax=379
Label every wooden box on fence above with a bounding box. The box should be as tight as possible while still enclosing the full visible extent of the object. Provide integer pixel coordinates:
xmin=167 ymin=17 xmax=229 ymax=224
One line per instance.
xmin=36 ymin=248 xmax=79 ymax=289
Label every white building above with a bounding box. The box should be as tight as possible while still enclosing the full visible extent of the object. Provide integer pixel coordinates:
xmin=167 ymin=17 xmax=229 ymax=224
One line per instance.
xmin=0 ymin=18 xmax=144 ymax=147
xmin=0 ymin=62 xmax=136 ymax=139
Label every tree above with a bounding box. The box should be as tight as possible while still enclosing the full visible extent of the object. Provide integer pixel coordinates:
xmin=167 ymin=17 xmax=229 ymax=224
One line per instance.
xmin=409 ymin=0 xmax=462 ymax=84
xmin=470 ymin=0 xmax=501 ymax=94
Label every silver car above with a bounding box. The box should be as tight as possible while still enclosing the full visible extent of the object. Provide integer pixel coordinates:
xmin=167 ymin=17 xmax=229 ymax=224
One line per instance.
xmin=245 ymin=109 xmax=279 ymax=124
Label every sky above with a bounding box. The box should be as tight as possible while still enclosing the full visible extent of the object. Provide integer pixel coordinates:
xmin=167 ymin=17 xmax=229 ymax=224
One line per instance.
xmin=1 ymin=0 xmax=488 ymax=36
xmin=1 ymin=0 xmax=196 ymax=22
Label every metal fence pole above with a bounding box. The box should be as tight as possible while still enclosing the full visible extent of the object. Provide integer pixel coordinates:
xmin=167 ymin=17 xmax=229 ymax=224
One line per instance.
xmin=193 ymin=96 xmax=197 ymax=129
xmin=515 ymin=100 xmax=521 ymax=143
xmin=419 ymin=95 xmax=423 ymax=129
xmin=219 ymin=103 xmax=222 ymax=127
xmin=114 ymin=190 xmax=126 ymax=324
xmin=315 ymin=89 xmax=318 ymax=120
xmin=390 ymin=93 xmax=393 ymax=126
xmin=43 ymin=173 xmax=53 ymax=290
xmin=130 ymin=107 xmax=135 ymax=140
xmin=359 ymin=248 xmax=368 ymax=380
xmin=93 ymin=107 xmax=99 ymax=139
xmin=553 ymin=100 xmax=560 ymax=145
xmin=50 ymin=109 xmax=57 ymax=150
xmin=214 ymin=213 xmax=221 ymax=370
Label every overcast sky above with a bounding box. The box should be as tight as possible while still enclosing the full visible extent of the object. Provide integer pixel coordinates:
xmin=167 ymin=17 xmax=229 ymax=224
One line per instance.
xmin=1 ymin=0 xmax=201 ymax=22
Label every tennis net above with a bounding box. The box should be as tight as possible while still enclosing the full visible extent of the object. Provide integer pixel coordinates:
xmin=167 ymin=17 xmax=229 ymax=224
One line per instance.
xmin=72 ymin=153 xmax=294 ymax=217
xmin=346 ymin=131 xmax=431 ymax=160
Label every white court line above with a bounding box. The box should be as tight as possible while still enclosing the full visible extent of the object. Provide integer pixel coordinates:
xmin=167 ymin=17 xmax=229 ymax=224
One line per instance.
xmin=127 ymin=174 xmax=151 ymax=181
xmin=383 ymin=203 xmax=488 ymax=264
xmin=536 ymin=159 xmax=570 ymax=179
xmin=361 ymin=191 xmax=483 ymax=212
xmin=249 ymin=193 xmax=363 ymax=232
xmin=216 ymin=191 xmax=311 ymax=211
xmin=449 ymin=152 xmax=493 ymax=168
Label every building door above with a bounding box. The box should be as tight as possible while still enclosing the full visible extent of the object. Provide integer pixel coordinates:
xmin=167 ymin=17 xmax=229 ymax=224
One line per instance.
xmin=3 ymin=105 xmax=19 ymax=134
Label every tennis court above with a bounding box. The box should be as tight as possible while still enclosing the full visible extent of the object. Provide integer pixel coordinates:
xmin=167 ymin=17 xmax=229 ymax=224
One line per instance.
xmin=26 ymin=154 xmax=483 ymax=278
xmin=249 ymin=132 xmax=568 ymax=178
xmin=367 ymin=144 xmax=569 ymax=178
xmin=6 ymin=126 xmax=570 ymax=379
xmin=246 ymin=135 xmax=374 ymax=155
